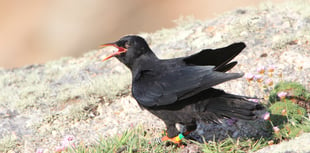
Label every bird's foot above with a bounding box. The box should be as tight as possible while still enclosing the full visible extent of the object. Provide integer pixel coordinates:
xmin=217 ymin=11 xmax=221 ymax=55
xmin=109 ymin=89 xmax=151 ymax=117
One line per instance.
xmin=161 ymin=134 xmax=184 ymax=144
xmin=152 ymin=130 xmax=194 ymax=146
xmin=153 ymin=133 xmax=185 ymax=145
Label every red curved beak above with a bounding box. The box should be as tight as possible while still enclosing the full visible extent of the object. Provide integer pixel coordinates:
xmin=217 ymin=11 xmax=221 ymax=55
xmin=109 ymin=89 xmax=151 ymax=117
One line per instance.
xmin=100 ymin=43 xmax=127 ymax=61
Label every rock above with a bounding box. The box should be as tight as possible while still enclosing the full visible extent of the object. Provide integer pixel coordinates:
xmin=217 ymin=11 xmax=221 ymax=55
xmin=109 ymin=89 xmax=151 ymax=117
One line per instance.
xmin=255 ymin=133 xmax=310 ymax=153
xmin=0 ymin=1 xmax=310 ymax=152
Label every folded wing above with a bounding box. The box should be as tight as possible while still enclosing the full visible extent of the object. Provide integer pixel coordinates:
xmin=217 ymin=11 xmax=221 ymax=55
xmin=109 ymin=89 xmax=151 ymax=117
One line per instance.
xmin=133 ymin=66 xmax=243 ymax=107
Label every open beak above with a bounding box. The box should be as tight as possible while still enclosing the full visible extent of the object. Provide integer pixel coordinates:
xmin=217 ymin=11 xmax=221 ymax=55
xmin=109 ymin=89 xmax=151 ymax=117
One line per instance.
xmin=100 ymin=43 xmax=127 ymax=61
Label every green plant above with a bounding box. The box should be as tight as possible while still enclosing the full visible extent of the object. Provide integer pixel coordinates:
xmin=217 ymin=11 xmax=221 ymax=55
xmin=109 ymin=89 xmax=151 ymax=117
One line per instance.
xmin=265 ymin=81 xmax=310 ymax=143
xmin=270 ymin=101 xmax=306 ymax=124
xmin=269 ymin=82 xmax=309 ymax=103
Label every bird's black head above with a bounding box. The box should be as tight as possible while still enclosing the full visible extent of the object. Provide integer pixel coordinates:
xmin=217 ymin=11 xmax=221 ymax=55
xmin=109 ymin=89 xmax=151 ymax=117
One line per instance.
xmin=100 ymin=35 xmax=154 ymax=67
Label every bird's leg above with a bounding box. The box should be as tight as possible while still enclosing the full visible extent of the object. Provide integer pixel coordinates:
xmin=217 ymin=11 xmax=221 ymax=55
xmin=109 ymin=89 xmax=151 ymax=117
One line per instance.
xmin=184 ymin=124 xmax=197 ymax=136
xmin=166 ymin=123 xmax=179 ymax=138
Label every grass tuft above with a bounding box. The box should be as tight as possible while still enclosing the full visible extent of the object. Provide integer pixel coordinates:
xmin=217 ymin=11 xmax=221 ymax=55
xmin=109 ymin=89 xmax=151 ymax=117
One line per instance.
xmin=70 ymin=126 xmax=180 ymax=153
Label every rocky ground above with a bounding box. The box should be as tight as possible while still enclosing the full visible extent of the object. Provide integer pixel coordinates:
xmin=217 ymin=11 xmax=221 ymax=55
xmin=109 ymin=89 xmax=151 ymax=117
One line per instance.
xmin=0 ymin=1 xmax=310 ymax=152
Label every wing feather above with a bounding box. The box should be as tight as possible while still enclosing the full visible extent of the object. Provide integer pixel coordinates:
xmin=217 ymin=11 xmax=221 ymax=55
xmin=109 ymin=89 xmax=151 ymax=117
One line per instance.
xmin=183 ymin=42 xmax=245 ymax=71
xmin=132 ymin=66 xmax=243 ymax=107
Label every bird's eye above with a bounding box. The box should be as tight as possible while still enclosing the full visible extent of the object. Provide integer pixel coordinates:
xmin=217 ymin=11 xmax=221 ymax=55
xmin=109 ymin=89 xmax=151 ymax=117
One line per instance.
xmin=125 ymin=41 xmax=130 ymax=48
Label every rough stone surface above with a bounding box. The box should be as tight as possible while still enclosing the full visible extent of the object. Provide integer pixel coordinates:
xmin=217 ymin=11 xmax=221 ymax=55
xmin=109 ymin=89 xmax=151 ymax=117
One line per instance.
xmin=0 ymin=1 xmax=310 ymax=152
xmin=255 ymin=133 xmax=310 ymax=153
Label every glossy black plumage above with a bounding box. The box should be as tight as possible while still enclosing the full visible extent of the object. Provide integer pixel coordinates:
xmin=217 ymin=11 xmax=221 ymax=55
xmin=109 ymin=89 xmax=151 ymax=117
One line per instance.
xmin=102 ymin=35 xmax=264 ymax=138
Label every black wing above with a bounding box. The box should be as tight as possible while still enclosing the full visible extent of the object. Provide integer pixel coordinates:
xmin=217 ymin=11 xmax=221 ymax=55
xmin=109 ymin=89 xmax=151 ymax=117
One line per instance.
xmin=183 ymin=42 xmax=246 ymax=71
xmin=132 ymin=66 xmax=243 ymax=107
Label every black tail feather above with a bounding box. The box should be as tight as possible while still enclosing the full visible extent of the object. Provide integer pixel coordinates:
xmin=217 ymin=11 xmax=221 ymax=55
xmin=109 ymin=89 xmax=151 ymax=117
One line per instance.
xmin=203 ymin=94 xmax=264 ymax=121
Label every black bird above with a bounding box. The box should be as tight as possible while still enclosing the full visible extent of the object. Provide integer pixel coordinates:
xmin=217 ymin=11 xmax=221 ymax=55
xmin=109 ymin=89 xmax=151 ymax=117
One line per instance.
xmin=100 ymin=35 xmax=264 ymax=143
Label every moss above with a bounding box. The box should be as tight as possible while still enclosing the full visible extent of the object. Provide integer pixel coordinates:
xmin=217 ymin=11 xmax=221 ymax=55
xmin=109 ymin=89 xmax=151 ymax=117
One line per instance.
xmin=269 ymin=81 xmax=309 ymax=103
xmin=283 ymin=122 xmax=310 ymax=139
xmin=0 ymin=134 xmax=19 ymax=152
xmin=269 ymin=100 xmax=309 ymax=141
xmin=63 ymin=96 xmax=100 ymax=121
xmin=269 ymin=101 xmax=306 ymax=125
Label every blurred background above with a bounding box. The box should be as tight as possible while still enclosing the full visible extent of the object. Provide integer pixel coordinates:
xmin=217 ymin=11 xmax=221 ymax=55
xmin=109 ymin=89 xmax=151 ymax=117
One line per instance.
xmin=0 ymin=0 xmax=282 ymax=68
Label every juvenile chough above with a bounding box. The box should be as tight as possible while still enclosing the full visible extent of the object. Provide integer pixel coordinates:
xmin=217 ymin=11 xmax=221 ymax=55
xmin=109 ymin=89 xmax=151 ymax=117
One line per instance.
xmin=100 ymin=35 xmax=264 ymax=143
